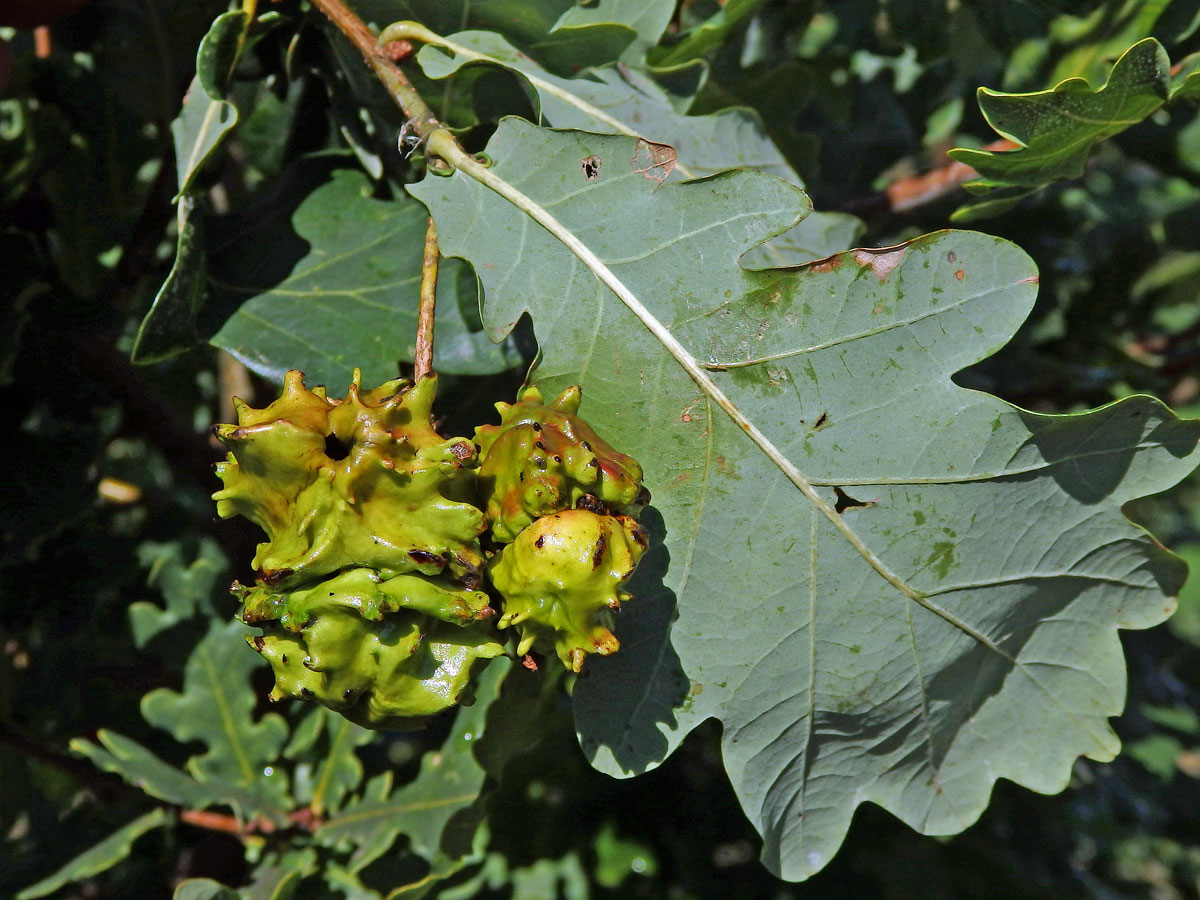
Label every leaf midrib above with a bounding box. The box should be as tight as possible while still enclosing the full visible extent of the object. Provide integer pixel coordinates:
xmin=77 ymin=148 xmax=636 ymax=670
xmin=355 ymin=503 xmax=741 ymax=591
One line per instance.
xmin=426 ymin=133 xmax=1028 ymax=662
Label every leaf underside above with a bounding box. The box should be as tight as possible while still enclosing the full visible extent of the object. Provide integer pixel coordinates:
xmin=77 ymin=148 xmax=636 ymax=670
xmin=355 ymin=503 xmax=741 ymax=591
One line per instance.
xmin=412 ymin=27 xmax=861 ymax=265
xmin=410 ymin=119 xmax=1199 ymax=881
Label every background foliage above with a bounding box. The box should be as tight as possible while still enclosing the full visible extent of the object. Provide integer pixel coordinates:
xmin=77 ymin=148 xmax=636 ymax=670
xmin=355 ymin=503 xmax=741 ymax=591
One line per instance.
xmin=5 ymin=0 xmax=1200 ymax=897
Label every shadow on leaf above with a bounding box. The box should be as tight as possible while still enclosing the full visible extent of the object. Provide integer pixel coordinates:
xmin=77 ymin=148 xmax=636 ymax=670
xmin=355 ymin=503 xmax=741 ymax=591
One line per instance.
xmin=572 ymin=505 xmax=690 ymax=774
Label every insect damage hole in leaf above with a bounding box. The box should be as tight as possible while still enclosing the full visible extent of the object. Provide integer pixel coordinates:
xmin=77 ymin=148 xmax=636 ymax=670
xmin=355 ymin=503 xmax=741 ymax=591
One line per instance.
xmin=632 ymin=138 xmax=676 ymax=183
xmin=832 ymin=487 xmax=874 ymax=514
xmin=581 ymin=154 xmax=601 ymax=181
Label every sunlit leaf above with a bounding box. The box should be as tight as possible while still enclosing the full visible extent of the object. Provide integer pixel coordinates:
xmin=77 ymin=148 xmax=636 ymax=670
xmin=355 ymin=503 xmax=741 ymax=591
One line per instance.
xmin=950 ymin=38 xmax=1180 ymax=218
xmin=408 ymin=25 xmax=861 ymax=264
xmin=411 ymin=120 xmax=1199 ymax=880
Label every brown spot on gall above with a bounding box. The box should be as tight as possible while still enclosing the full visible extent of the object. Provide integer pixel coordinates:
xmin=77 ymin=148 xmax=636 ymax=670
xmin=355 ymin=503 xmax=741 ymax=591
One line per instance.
xmin=593 ymin=534 xmax=607 ymax=568
xmin=408 ymin=549 xmax=442 ymax=566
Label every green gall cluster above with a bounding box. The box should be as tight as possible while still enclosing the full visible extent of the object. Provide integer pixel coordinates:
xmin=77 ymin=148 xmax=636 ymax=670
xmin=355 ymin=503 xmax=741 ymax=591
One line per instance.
xmin=214 ymin=371 xmax=648 ymax=727
xmin=473 ymin=385 xmax=646 ymax=543
xmin=473 ymin=386 xmax=648 ymax=671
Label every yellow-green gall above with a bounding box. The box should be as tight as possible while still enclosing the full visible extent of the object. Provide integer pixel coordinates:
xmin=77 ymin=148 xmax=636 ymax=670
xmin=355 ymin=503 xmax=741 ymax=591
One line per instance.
xmin=213 ymin=370 xmax=485 ymax=589
xmin=473 ymin=386 xmax=645 ymax=543
xmin=242 ymin=571 xmax=503 ymax=729
xmin=489 ymin=508 xmax=648 ymax=672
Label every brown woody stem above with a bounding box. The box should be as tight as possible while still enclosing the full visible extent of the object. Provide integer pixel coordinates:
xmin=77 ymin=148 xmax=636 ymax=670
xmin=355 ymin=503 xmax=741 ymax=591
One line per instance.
xmin=307 ymin=0 xmax=442 ymax=140
xmin=414 ymin=216 xmax=439 ymax=380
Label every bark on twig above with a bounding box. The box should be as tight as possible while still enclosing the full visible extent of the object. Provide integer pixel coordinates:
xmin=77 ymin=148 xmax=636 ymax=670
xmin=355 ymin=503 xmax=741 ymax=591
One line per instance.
xmin=414 ymin=216 xmax=439 ymax=380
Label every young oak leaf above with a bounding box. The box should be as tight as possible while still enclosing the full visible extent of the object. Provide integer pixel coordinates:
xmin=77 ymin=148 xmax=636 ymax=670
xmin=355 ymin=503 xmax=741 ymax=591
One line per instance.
xmin=141 ymin=619 xmax=291 ymax=810
xmin=409 ymin=120 xmax=1200 ymax=881
xmin=949 ymin=38 xmax=1177 ymax=219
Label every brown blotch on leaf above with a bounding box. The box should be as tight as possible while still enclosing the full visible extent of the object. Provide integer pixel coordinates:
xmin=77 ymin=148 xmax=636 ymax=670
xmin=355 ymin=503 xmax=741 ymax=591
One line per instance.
xmin=808 ymin=254 xmax=844 ymax=273
xmin=408 ymin=549 xmax=443 ymax=566
xmin=852 ymin=246 xmax=905 ymax=280
xmin=632 ymin=138 xmax=677 ymax=184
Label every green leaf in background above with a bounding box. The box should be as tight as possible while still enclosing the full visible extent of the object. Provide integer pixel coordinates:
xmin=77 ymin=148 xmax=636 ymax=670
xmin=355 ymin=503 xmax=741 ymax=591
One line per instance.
xmin=290 ymin=709 xmax=374 ymax=817
xmin=1027 ymin=0 xmax=1178 ymax=88
xmin=174 ymin=879 xmax=242 ymax=900
xmin=348 ymin=0 xmax=636 ymax=73
xmin=70 ymin=730 xmax=285 ymax=822
xmin=1168 ymin=542 xmax=1200 ymax=646
xmin=315 ymin=659 xmax=511 ymax=877
xmin=950 ymin=38 xmax=1174 ymax=219
xmin=411 ymin=120 xmax=1200 ymax=881
xmin=1172 ymin=51 xmax=1200 ymax=100
xmin=242 ymin=848 xmax=318 ymax=900
xmin=648 ymin=0 xmax=765 ymax=69
xmin=402 ymin=23 xmax=861 ymax=264
xmin=16 ymin=808 xmax=172 ymax=900
xmin=131 ymin=193 xmax=208 ymax=363
xmin=72 ymin=729 xmax=229 ymax=809
xmin=141 ymin=619 xmax=292 ymax=813
xmin=208 ymin=167 xmax=523 ymax=387
xmin=173 ymin=10 xmax=250 ymax=198
xmin=554 ymin=0 xmax=675 ymax=63
xmin=129 ymin=536 xmax=228 ymax=648
xmin=133 ymin=8 xmax=258 ymax=364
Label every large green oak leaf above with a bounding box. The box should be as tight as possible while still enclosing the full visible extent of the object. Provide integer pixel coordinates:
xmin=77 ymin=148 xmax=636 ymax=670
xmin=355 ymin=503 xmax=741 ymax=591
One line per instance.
xmin=410 ymin=120 xmax=1200 ymax=881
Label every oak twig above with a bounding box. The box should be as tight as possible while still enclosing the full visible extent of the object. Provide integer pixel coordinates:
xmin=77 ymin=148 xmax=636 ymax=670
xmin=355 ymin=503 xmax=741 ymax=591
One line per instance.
xmin=414 ymin=216 xmax=439 ymax=380
xmin=178 ymin=805 xmax=320 ymax=837
xmin=308 ymin=0 xmax=442 ymax=140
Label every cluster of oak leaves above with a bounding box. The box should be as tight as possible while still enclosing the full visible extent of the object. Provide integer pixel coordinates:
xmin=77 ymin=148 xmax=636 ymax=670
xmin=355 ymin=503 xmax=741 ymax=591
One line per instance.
xmin=213 ymin=371 xmax=649 ymax=728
